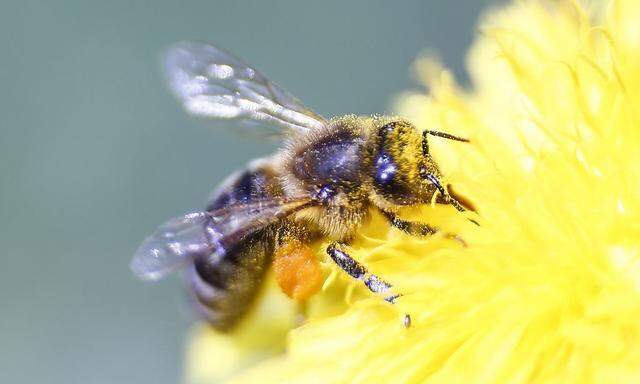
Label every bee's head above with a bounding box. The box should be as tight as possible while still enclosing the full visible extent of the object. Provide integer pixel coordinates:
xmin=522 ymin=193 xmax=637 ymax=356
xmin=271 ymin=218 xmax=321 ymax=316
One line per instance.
xmin=370 ymin=119 xmax=466 ymax=211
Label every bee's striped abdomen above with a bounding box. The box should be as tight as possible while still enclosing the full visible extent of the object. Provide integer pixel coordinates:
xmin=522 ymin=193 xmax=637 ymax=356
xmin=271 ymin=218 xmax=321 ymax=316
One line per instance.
xmin=191 ymin=163 xmax=282 ymax=330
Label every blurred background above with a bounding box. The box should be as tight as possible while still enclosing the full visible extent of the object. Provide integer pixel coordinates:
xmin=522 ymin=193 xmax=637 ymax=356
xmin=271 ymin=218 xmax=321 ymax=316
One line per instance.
xmin=0 ymin=1 xmax=499 ymax=383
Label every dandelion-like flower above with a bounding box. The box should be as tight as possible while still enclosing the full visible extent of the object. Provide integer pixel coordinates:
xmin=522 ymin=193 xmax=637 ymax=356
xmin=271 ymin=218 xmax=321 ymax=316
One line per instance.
xmin=187 ymin=0 xmax=640 ymax=382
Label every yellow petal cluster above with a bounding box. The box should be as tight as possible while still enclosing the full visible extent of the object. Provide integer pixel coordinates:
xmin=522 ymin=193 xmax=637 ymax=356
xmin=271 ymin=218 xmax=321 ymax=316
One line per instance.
xmin=187 ymin=0 xmax=640 ymax=382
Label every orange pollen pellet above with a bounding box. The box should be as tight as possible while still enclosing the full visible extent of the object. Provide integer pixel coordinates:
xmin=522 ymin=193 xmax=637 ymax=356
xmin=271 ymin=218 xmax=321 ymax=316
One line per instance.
xmin=273 ymin=240 xmax=323 ymax=301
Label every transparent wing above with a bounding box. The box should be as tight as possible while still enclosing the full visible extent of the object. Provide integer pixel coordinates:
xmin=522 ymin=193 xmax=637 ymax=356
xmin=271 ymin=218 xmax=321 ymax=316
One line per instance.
xmin=163 ymin=41 xmax=327 ymax=135
xmin=130 ymin=212 xmax=213 ymax=281
xmin=130 ymin=197 xmax=312 ymax=281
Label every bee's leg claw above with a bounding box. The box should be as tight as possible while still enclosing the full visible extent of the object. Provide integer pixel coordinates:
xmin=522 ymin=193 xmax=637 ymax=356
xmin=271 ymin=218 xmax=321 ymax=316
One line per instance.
xmin=326 ymin=243 xmax=398 ymax=300
xmin=403 ymin=313 xmax=411 ymax=328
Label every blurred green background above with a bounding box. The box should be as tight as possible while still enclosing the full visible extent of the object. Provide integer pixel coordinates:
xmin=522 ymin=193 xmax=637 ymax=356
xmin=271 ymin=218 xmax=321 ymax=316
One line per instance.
xmin=1 ymin=1 xmax=498 ymax=382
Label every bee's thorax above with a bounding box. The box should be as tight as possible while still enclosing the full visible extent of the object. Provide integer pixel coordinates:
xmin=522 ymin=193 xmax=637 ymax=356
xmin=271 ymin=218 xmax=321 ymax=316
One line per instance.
xmin=291 ymin=129 xmax=367 ymax=187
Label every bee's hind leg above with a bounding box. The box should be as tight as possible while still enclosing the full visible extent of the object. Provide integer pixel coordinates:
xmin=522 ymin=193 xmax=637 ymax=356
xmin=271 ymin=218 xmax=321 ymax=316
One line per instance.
xmin=326 ymin=243 xmax=410 ymax=327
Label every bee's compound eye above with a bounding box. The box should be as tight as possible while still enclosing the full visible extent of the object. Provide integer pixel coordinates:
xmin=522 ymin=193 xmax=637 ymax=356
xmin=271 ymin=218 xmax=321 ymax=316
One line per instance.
xmin=315 ymin=185 xmax=336 ymax=202
xmin=374 ymin=153 xmax=396 ymax=184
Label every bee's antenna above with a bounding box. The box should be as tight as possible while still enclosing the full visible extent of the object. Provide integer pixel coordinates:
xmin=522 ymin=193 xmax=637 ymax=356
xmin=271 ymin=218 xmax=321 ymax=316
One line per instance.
xmin=425 ymin=130 xmax=470 ymax=143
xmin=422 ymin=130 xmax=469 ymax=157
xmin=424 ymin=173 xmax=466 ymax=213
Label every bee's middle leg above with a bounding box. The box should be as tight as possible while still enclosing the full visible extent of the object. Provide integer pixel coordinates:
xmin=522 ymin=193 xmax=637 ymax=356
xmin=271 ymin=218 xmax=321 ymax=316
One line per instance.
xmin=326 ymin=243 xmax=400 ymax=303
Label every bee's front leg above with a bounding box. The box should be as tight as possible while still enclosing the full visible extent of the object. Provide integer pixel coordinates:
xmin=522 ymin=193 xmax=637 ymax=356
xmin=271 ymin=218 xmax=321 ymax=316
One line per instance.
xmin=379 ymin=209 xmax=438 ymax=236
xmin=379 ymin=209 xmax=467 ymax=246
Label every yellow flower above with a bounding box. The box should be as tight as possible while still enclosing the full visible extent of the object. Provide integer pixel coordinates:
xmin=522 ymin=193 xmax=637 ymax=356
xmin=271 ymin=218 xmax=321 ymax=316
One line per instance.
xmin=187 ymin=0 xmax=640 ymax=382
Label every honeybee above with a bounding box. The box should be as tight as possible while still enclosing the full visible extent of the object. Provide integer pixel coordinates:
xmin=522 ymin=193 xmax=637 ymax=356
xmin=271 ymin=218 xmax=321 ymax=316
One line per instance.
xmin=131 ymin=41 xmax=470 ymax=331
